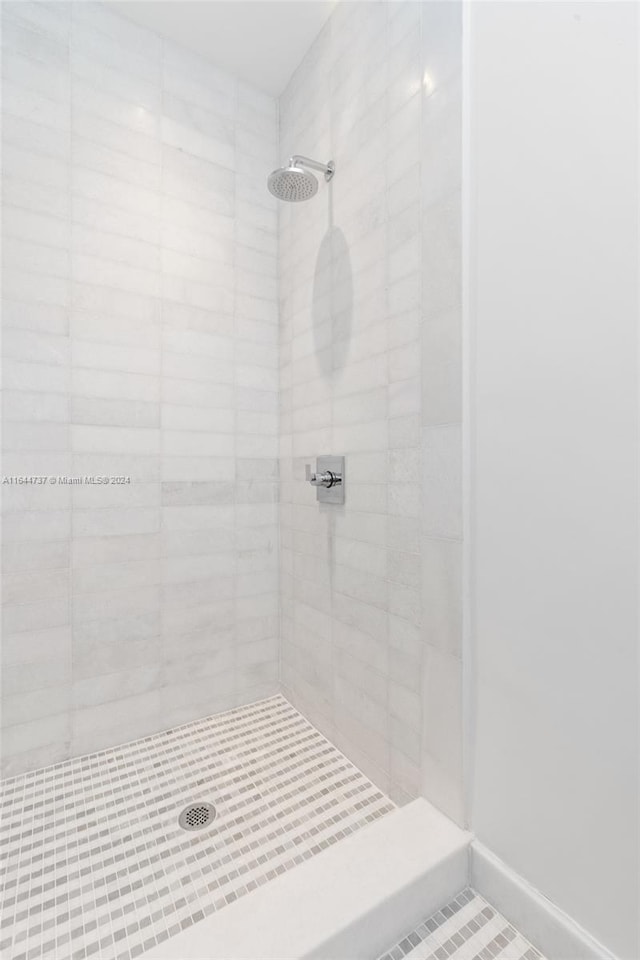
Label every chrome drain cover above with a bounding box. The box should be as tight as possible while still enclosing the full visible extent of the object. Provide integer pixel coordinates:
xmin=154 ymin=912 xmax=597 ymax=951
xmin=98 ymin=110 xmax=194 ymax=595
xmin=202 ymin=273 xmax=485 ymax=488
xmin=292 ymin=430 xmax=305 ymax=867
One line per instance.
xmin=178 ymin=801 xmax=216 ymax=831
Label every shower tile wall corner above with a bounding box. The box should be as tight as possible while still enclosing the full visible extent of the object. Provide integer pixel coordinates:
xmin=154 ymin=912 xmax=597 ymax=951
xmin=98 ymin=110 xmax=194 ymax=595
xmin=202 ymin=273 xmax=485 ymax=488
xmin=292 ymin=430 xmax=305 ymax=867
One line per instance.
xmin=1 ymin=0 xmax=464 ymax=822
xmin=278 ymin=1 xmax=463 ymax=814
xmin=1 ymin=1 xmax=279 ymax=775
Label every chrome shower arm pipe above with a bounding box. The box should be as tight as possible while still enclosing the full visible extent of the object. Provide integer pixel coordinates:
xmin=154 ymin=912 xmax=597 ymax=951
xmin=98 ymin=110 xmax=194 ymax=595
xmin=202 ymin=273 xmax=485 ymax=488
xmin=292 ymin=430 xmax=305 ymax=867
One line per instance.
xmin=290 ymin=156 xmax=335 ymax=181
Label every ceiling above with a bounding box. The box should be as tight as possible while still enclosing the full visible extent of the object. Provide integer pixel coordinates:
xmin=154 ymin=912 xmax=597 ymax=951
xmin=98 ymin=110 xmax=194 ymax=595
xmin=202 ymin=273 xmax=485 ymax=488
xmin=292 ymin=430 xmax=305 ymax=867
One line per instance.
xmin=110 ymin=1 xmax=334 ymax=97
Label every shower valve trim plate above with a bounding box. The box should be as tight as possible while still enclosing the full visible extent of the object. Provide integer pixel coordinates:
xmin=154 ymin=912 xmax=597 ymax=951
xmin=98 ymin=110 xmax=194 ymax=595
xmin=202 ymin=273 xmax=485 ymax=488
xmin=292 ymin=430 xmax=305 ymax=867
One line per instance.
xmin=305 ymin=456 xmax=345 ymax=504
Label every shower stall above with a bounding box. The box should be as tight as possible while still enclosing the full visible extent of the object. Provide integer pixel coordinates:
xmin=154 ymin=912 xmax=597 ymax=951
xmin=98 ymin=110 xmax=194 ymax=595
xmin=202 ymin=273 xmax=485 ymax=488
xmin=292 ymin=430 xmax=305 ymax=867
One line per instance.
xmin=1 ymin=2 xmax=637 ymax=959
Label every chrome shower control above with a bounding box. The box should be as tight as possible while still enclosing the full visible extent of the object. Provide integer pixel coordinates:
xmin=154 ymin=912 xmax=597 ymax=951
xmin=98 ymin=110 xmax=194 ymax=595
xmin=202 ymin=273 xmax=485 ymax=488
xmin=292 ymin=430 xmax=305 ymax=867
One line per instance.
xmin=305 ymin=456 xmax=345 ymax=504
xmin=305 ymin=466 xmax=339 ymax=488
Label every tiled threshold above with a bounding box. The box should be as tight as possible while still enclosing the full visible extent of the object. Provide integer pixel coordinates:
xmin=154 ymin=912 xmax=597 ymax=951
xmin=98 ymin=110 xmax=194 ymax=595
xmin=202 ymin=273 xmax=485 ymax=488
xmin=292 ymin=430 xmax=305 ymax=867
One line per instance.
xmin=0 ymin=695 xmax=394 ymax=960
xmin=377 ymin=888 xmax=545 ymax=960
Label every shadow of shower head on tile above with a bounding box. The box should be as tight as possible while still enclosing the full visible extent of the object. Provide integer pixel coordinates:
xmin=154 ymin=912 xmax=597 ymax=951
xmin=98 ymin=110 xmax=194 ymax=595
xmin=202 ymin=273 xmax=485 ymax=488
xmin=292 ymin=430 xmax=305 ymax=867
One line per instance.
xmin=312 ymin=225 xmax=353 ymax=379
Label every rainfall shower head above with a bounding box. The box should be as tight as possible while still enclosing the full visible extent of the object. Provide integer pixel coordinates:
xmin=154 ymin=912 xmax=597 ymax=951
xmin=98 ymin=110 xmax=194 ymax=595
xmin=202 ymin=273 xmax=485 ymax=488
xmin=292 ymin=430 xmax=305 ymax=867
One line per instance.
xmin=267 ymin=155 xmax=335 ymax=202
xmin=268 ymin=164 xmax=318 ymax=202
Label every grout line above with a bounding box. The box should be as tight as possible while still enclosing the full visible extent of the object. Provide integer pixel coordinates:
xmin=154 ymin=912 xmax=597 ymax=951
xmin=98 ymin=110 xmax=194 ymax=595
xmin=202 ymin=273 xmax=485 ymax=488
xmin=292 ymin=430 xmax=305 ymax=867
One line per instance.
xmin=1 ymin=695 xmax=394 ymax=960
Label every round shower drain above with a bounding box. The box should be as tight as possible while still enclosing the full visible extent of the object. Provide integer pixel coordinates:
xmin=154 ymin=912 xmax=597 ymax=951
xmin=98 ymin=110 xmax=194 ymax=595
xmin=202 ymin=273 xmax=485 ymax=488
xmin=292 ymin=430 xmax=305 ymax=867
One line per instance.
xmin=178 ymin=802 xmax=216 ymax=831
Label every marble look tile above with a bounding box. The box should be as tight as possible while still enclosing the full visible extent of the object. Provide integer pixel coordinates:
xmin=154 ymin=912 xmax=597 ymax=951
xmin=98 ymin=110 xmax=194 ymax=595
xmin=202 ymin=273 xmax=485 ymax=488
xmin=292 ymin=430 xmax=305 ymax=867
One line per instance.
xmin=280 ymin=0 xmax=462 ymax=809
xmin=377 ymin=888 xmax=545 ymax=960
xmin=1 ymin=0 xmax=279 ymax=774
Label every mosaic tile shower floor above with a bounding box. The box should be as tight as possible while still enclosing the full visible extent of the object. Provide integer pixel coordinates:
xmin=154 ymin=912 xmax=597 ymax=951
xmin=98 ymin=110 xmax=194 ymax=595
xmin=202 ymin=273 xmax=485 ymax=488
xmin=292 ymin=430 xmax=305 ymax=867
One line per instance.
xmin=378 ymin=888 xmax=546 ymax=960
xmin=0 ymin=695 xmax=394 ymax=960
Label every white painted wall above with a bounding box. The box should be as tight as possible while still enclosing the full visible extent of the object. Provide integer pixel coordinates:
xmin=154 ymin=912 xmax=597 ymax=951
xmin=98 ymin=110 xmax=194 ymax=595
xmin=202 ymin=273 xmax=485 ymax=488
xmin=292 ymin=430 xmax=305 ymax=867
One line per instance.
xmin=468 ymin=3 xmax=638 ymax=957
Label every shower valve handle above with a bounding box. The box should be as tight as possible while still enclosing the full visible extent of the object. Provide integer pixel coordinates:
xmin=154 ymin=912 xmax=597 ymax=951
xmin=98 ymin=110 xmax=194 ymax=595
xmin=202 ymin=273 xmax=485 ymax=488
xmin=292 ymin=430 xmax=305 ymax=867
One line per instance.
xmin=305 ymin=464 xmax=341 ymax=489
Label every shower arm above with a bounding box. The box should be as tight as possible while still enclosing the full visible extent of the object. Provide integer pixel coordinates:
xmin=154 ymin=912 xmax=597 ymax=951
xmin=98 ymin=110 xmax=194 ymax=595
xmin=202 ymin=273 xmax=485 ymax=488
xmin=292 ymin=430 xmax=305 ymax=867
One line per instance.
xmin=290 ymin=155 xmax=335 ymax=181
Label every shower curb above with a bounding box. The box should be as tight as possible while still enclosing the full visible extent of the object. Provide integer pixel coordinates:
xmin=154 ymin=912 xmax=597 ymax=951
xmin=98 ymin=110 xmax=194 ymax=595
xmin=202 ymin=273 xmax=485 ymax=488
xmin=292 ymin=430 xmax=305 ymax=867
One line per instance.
xmin=144 ymin=798 xmax=470 ymax=960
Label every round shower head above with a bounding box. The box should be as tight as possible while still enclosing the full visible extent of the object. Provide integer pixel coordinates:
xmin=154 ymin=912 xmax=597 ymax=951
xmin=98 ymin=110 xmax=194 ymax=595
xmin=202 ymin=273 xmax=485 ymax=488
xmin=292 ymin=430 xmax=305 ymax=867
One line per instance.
xmin=267 ymin=164 xmax=319 ymax=202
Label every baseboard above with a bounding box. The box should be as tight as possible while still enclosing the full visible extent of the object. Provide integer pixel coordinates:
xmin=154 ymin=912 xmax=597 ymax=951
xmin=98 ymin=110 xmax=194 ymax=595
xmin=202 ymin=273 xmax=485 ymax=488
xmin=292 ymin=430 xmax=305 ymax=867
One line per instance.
xmin=470 ymin=841 xmax=616 ymax=960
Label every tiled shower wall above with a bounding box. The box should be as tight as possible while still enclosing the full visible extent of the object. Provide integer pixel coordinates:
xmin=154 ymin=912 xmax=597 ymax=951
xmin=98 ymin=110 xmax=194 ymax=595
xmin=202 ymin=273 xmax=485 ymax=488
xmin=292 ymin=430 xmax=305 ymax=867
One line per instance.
xmin=279 ymin=1 xmax=463 ymax=813
xmin=1 ymin=2 xmax=279 ymax=775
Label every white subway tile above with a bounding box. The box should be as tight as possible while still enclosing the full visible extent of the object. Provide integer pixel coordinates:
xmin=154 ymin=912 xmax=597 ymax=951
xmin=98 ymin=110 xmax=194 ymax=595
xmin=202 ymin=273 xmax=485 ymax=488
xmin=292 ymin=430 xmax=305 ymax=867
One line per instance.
xmin=3 ymin=48 xmax=69 ymax=101
xmin=71 ymin=367 xmax=160 ymax=403
xmin=2 ymin=624 xmax=71 ymax=666
xmin=162 ymin=430 xmax=234 ymax=458
xmin=3 ymin=390 xmax=68 ymax=424
xmin=72 ymin=584 xmax=159 ymax=623
xmin=3 ymin=509 xmax=70 ymax=542
xmin=71 ymin=396 xmax=158 ymax=428
xmin=72 ymin=338 xmax=160 ymax=376
xmin=2 ymin=174 xmax=68 ymax=219
xmin=2 ymin=142 xmax=69 ymax=190
xmin=72 ymin=135 xmax=162 ymax=191
xmin=3 ymin=267 xmax=69 ymax=307
xmin=69 ymin=19 xmax=160 ymax=84
xmin=72 ymin=78 xmax=159 ymax=137
xmin=3 ymin=328 xmax=69 ymax=366
xmin=3 ymin=596 xmax=69 ymax=635
xmin=73 ymin=507 xmax=159 ymax=538
xmin=3 ymin=566 xmax=69 ymax=605
xmin=2 ymin=421 xmax=68 ymax=452
xmin=161 ymin=404 xmax=233 ymax=433
xmin=71 ymin=424 xmax=159 ymax=456
xmin=72 ymin=532 xmax=160 ymax=566
xmin=72 ymin=4 xmax=161 ymax=67
xmin=2 ymin=205 xmax=69 ymax=248
xmin=1 ymin=79 xmax=70 ymax=130
xmin=3 ymin=539 xmax=69 ymax=573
